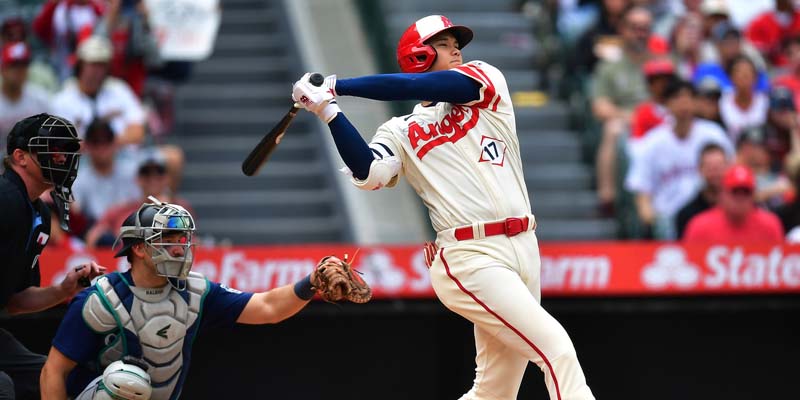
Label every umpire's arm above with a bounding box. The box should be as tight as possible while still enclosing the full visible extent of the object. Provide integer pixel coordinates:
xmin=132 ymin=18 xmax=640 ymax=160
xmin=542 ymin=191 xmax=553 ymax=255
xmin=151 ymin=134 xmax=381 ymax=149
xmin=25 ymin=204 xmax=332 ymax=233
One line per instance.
xmin=40 ymin=347 xmax=76 ymax=400
xmin=236 ymin=283 xmax=312 ymax=325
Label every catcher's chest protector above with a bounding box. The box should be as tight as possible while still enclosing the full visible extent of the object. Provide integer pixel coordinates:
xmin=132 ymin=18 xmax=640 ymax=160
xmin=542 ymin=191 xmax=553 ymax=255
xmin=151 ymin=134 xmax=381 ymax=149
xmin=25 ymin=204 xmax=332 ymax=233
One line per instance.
xmin=81 ymin=272 xmax=208 ymax=400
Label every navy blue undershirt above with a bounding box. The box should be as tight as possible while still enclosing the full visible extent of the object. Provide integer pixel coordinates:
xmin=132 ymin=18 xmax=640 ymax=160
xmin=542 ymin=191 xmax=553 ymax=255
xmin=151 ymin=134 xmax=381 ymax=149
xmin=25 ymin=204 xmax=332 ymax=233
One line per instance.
xmin=329 ymin=71 xmax=480 ymax=179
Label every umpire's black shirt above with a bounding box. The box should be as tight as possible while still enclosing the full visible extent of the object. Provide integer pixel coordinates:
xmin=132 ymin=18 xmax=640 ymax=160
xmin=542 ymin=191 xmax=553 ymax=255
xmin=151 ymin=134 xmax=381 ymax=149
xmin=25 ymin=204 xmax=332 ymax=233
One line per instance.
xmin=0 ymin=168 xmax=51 ymax=311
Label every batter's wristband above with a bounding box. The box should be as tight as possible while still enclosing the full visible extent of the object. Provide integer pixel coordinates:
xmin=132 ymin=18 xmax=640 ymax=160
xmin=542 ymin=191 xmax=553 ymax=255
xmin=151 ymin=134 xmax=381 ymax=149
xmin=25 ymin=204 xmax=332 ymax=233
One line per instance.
xmin=293 ymin=274 xmax=315 ymax=300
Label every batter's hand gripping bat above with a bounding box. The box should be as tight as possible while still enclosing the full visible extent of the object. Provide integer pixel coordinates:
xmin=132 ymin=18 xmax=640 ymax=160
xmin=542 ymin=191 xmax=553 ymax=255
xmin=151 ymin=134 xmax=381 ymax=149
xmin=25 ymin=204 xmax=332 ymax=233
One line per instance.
xmin=241 ymin=73 xmax=325 ymax=176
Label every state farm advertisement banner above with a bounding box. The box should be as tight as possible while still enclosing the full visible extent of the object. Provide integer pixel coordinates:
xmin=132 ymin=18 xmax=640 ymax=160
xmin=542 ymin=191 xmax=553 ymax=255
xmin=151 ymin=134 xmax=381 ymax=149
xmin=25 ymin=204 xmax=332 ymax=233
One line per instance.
xmin=39 ymin=243 xmax=800 ymax=298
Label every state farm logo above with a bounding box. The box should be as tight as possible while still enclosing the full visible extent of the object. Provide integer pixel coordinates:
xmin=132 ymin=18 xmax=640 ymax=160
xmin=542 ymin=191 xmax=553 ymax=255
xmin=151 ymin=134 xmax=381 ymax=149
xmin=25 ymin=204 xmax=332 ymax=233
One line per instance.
xmin=704 ymin=246 xmax=800 ymax=288
xmin=357 ymin=250 xmax=430 ymax=293
xmin=541 ymin=255 xmax=610 ymax=290
xmin=641 ymin=246 xmax=700 ymax=289
xmin=407 ymin=105 xmax=480 ymax=159
xmin=191 ymin=250 xmax=432 ymax=294
xmin=641 ymin=245 xmax=800 ymax=291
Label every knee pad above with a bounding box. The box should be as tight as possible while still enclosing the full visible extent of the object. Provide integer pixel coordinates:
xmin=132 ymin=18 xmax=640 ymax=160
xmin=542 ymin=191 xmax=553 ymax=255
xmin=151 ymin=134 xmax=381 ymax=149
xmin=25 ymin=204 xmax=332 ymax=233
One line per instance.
xmin=95 ymin=360 xmax=152 ymax=400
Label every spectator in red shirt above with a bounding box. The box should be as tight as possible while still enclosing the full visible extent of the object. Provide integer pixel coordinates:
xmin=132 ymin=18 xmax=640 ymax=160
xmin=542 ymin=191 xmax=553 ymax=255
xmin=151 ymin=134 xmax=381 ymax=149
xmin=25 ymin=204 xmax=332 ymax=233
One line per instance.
xmin=745 ymin=0 xmax=800 ymax=67
xmin=32 ymin=0 xmax=104 ymax=82
xmin=684 ymin=164 xmax=784 ymax=242
xmin=630 ymin=57 xmax=676 ymax=141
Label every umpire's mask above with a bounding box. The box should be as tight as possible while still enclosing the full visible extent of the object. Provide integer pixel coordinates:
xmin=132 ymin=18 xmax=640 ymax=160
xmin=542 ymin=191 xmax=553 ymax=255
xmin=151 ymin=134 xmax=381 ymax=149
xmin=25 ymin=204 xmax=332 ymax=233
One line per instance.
xmin=7 ymin=113 xmax=82 ymax=231
xmin=113 ymin=197 xmax=196 ymax=290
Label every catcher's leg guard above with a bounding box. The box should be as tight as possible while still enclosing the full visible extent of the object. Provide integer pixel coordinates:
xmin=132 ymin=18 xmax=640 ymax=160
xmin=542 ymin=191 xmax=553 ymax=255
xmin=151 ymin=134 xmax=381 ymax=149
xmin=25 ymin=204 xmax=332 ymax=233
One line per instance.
xmin=74 ymin=361 xmax=152 ymax=400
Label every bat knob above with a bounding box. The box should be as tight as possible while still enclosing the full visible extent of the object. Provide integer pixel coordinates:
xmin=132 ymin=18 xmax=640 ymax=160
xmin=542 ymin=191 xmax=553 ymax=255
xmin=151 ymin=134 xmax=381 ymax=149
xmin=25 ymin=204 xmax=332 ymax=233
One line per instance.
xmin=309 ymin=73 xmax=325 ymax=87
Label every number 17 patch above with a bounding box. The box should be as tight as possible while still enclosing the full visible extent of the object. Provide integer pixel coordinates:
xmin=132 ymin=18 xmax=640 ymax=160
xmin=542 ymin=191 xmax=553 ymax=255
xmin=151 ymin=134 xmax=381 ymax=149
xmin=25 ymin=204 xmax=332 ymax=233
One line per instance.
xmin=478 ymin=136 xmax=507 ymax=166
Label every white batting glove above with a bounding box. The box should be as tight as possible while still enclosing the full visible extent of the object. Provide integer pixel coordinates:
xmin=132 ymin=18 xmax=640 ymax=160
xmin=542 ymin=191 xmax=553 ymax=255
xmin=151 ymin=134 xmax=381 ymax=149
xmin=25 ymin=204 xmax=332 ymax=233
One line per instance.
xmin=324 ymin=74 xmax=337 ymax=96
xmin=292 ymin=75 xmax=341 ymax=123
xmin=295 ymin=72 xmax=337 ymax=96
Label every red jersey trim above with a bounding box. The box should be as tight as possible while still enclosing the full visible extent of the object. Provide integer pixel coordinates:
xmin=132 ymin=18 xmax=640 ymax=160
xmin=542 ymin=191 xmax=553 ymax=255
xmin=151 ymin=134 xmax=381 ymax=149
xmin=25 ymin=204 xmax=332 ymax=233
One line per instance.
xmin=454 ymin=64 xmax=498 ymax=109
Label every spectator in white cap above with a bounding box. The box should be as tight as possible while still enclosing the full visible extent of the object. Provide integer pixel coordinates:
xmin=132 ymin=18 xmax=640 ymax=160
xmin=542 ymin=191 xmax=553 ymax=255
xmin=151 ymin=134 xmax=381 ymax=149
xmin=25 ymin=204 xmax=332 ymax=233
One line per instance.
xmin=50 ymin=35 xmax=184 ymax=190
xmin=0 ymin=42 xmax=50 ymax=150
xmin=50 ymin=35 xmax=145 ymax=147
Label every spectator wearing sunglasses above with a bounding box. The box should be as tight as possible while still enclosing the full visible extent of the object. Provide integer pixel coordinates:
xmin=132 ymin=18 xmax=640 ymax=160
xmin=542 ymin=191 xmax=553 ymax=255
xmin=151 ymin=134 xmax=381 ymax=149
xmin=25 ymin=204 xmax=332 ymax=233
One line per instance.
xmin=683 ymin=164 xmax=783 ymax=242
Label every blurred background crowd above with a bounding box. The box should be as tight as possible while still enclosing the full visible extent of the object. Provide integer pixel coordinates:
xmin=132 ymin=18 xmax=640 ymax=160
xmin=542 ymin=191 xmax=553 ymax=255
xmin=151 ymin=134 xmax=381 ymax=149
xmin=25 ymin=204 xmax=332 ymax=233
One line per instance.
xmin=549 ymin=0 xmax=800 ymax=242
xmin=4 ymin=0 xmax=800 ymax=247
xmin=0 ymin=0 xmax=194 ymax=251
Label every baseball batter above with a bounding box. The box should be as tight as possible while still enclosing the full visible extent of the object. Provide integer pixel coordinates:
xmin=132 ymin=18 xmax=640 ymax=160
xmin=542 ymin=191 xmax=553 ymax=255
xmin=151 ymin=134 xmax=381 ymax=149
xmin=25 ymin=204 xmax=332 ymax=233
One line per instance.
xmin=292 ymin=15 xmax=594 ymax=400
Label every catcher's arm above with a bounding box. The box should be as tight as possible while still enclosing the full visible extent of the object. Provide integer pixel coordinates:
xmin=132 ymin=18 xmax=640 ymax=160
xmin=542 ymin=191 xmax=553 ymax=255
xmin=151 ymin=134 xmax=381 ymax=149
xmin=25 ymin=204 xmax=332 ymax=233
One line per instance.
xmin=237 ymin=282 xmax=314 ymax=325
xmin=40 ymin=346 xmax=77 ymax=400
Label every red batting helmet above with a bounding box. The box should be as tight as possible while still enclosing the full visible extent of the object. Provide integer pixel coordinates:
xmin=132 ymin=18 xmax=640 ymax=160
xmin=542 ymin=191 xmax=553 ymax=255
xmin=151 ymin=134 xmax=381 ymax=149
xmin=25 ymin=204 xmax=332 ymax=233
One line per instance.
xmin=397 ymin=15 xmax=473 ymax=73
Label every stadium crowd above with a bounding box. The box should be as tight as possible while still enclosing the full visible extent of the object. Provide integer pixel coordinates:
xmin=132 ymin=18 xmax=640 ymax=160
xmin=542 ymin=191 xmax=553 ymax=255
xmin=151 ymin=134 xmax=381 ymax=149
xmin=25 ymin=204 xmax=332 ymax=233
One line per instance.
xmin=556 ymin=0 xmax=800 ymax=241
xmin=5 ymin=0 xmax=800 ymax=246
xmin=0 ymin=0 xmax=191 ymax=252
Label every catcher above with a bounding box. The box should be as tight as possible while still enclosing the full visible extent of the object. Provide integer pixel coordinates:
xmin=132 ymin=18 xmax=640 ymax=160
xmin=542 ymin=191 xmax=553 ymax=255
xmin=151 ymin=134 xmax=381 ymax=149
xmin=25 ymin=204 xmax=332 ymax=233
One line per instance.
xmin=40 ymin=198 xmax=370 ymax=400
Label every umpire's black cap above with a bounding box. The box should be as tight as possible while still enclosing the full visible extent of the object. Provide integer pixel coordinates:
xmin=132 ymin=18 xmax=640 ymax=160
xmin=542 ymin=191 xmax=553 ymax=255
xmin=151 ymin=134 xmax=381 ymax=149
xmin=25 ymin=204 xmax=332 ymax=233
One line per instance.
xmin=7 ymin=113 xmax=47 ymax=154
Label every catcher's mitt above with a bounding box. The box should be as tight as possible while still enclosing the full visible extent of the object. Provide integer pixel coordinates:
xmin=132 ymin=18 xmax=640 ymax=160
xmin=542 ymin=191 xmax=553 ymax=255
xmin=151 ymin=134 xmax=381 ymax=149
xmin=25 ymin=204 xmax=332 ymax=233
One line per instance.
xmin=311 ymin=255 xmax=372 ymax=303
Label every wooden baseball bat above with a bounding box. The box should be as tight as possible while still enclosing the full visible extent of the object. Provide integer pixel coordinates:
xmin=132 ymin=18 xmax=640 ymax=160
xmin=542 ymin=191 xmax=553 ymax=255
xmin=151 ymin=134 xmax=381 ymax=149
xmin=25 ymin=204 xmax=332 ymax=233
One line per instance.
xmin=241 ymin=73 xmax=325 ymax=176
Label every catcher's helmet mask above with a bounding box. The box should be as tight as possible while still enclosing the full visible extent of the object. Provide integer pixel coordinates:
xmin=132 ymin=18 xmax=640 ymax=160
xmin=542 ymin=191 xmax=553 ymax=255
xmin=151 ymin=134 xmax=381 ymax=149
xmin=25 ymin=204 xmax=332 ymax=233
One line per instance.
xmin=113 ymin=197 xmax=196 ymax=290
xmin=397 ymin=15 xmax=473 ymax=73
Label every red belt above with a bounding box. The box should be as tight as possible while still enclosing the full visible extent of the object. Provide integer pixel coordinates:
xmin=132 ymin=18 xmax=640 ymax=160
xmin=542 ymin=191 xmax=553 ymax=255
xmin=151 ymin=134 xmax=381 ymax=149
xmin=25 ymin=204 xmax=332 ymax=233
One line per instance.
xmin=453 ymin=217 xmax=531 ymax=241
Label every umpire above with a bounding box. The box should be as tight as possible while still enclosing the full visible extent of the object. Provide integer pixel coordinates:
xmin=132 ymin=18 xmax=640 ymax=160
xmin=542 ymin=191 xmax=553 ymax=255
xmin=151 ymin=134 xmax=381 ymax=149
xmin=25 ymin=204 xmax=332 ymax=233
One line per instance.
xmin=0 ymin=114 xmax=103 ymax=399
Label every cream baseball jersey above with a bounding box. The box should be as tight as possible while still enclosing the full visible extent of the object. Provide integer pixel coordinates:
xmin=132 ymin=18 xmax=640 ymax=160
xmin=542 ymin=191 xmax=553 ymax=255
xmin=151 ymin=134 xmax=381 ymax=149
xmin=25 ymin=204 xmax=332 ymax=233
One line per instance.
xmin=365 ymin=61 xmax=531 ymax=232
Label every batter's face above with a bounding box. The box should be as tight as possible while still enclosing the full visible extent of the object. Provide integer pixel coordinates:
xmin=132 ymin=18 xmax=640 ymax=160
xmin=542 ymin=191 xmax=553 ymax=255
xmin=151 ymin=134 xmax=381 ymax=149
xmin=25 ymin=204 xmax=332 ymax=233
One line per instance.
xmin=426 ymin=31 xmax=462 ymax=72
